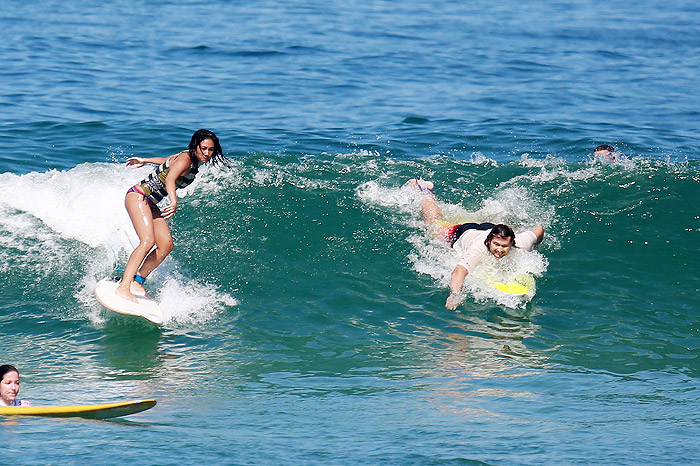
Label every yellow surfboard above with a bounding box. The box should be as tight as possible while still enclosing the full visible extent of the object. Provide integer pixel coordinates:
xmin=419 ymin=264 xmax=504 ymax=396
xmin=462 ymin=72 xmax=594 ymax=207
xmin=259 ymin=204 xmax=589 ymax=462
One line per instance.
xmin=489 ymin=273 xmax=536 ymax=296
xmin=0 ymin=399 xmax=156 ymax=419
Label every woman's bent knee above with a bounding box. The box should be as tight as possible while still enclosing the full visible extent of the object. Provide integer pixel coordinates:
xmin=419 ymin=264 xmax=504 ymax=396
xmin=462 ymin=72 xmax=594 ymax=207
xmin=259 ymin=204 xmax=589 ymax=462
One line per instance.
xmin=139 ymin=239 xmax=156 ymax=251
xmin=160 ymin=239 xmax=174 ymax=256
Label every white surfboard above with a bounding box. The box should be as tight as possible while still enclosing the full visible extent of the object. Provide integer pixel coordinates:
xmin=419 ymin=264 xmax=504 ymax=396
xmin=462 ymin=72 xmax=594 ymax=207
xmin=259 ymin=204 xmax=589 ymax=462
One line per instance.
xmin=94 ymin=278 xmax=164 ymax=325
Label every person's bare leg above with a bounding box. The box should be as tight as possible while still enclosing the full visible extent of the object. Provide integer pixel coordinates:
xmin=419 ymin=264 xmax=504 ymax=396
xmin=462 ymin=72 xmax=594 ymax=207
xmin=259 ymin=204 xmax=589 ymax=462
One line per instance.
xmin=421 ymin=192 xmax=443 ymax=225
xmin=137 ymin=215 xmax=174 ymax=278
xmin=116 ymin=193 xmax=156 ymax=302
xmin=406 ymin=179 xmax=442 ymax=224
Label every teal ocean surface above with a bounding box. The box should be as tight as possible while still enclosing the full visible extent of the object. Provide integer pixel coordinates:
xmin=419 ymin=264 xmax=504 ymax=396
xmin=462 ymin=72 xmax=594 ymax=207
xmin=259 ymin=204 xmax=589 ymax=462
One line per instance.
xmin=2 ymin=1 xmax=699 ymax=464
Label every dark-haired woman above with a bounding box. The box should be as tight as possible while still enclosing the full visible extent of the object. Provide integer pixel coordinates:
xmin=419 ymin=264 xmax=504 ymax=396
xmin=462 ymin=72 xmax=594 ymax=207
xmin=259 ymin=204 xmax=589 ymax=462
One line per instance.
xmin=406 ymin=179 xmax=544 ymax=309
xmin=0 ymin=365 xmax=31 ymax=407
xmin=116 ymin=129 xmax=227 ymax=302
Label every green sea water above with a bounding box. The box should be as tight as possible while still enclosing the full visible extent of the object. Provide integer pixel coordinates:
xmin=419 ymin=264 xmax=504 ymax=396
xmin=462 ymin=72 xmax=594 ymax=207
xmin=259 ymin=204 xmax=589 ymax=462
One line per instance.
xmin=2 ymin=150 xmax=699 ymax=463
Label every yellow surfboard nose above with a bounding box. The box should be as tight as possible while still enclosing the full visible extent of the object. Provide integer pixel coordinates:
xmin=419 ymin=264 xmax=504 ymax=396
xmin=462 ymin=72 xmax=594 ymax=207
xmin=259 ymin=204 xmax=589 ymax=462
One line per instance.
xmin=494 ymin=282 xmax=529 ymax=295
xmin=488 ymin=273 xmax=535 ymax=296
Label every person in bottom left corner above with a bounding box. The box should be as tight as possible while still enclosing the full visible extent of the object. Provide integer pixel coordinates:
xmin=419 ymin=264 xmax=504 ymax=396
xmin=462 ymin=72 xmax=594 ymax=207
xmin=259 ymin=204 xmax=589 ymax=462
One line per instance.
xmin=0 ymin=365 xmax=32 ymax=407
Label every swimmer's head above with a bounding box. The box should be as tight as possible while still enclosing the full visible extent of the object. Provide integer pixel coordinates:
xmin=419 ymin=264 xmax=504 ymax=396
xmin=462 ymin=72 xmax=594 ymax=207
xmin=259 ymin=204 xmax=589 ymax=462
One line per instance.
xmin=593 ymin=144 xmax=616 ymax=162
xmin=484 ymin=224 xmax=515 ymax=259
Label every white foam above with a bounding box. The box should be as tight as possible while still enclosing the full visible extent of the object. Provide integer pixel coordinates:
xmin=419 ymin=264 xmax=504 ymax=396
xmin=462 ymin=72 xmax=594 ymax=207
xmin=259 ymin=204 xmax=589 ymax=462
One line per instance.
xmin=407 ymin=229 xmax=548 ymax=309
xmin=477 ymin=185 xmax=554 ymax=228
xmin=0 ymin=163 xmax=145 ymax=248
xmin=358 ymin=179 xmax=550 ymax=308
xmin=156 ymin=273 xmax=238 ymax=325
xmin=466 ymin=249 xmax=548 ymax=307
xmin=356 ymin=180 xmax=421 ymax=214
xmin=467 ymin=151 xmax=498 ymax=166
xmin=0 ymin=162 xmax=238 ymax=325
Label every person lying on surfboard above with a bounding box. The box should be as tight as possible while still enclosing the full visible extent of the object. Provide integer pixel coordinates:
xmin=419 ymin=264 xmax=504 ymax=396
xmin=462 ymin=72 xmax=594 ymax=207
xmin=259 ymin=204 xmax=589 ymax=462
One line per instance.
xmin=0 ymin=365 xmax=31 ymax=407
xmin=406 ymin=179 xmax=544 ymax=310
xmin=116 ymin=129 xmax=228 ymax=303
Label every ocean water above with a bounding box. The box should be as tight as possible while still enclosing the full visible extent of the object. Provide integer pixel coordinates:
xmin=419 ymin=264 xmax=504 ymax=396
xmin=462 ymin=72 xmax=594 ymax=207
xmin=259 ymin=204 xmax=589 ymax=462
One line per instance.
xmin=2 ymin=0 xmax=699 ymax=464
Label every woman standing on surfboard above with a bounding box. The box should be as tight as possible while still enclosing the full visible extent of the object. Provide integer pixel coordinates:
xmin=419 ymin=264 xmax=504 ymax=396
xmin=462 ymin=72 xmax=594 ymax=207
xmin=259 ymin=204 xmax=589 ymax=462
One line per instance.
xmin=406 ymin=179 xmax=544 ymax=310
xmin=0 ymin=365 xmax=31 ymax=406
xmin=115 ymin=129 xmax=227 ymax=302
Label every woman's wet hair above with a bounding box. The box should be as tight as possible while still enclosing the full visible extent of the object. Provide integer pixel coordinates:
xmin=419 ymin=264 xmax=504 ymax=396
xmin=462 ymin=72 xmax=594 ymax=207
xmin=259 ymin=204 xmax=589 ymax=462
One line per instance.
xmin=187 ymin=129 xmax=229 ymax=168
xmin=484 ymin=224 xmax=516 ymax=249
xmin=0 ymin=364 xmax=19 ymax=382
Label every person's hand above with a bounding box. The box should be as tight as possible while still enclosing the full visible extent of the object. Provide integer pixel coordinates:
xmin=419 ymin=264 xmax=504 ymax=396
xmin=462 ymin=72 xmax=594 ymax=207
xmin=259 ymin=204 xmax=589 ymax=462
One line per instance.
xmin=126 ymin=157 xmax=146 ymax=167
xmin=445 ymin=292 xmax=461 ymax=310
xmin=161 ymin=202 xmax=177 ymax=219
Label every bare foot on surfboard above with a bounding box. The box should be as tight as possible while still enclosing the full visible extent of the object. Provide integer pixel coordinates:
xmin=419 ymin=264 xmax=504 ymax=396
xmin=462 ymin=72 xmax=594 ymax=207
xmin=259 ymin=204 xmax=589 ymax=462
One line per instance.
xmin=130 ymin=282 xmax=152 ymax=298
xmin=115 ymin=284 xmax=138 ymax=303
